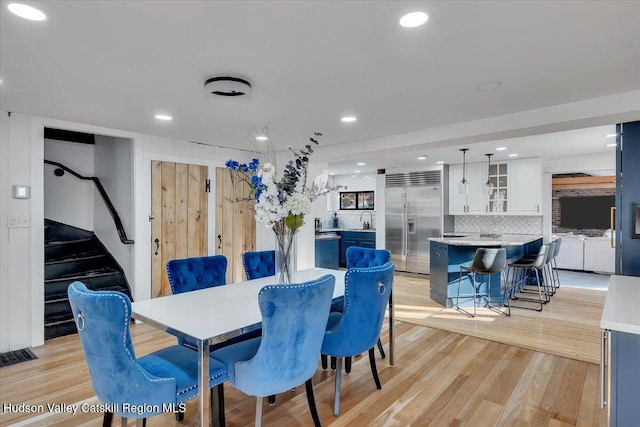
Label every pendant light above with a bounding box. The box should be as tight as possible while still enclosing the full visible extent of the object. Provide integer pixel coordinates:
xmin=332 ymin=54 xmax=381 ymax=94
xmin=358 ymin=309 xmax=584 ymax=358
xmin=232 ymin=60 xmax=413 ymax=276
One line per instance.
xmin=484 ymin=153 xmax=495 ymax=195
xmin=458 ymin=148 xmax=470 ymax=194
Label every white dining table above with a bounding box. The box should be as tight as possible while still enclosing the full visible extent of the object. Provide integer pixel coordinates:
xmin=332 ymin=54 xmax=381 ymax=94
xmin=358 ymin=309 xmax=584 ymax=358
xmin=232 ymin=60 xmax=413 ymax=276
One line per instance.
xmin=131 ymin=267 xmax=395 ymax=427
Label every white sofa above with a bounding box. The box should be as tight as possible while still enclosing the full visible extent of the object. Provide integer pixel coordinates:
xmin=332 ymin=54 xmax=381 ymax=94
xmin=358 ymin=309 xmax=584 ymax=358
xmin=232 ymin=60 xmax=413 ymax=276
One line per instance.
xmin=554 ymin=234 xmax=615 ymax=274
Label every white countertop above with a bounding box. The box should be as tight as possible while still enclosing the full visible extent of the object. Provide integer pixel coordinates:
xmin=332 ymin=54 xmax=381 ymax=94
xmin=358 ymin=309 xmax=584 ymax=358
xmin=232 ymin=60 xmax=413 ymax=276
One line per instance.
xmin=600 ymin=275 xmax=640 ymax=335
xmin=428 ymin=234 xmax=542 ymax=246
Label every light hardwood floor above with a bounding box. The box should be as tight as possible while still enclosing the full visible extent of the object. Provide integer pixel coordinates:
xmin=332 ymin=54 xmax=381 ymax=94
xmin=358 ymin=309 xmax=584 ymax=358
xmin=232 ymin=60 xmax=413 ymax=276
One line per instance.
xmin=0 ymin=274 xmax=607 ymax=426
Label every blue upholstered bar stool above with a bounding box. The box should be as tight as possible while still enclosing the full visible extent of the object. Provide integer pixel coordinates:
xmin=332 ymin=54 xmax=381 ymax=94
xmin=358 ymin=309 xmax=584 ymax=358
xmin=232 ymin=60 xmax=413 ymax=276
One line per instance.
xmin=68 ymin=281 xmax=227 ymax=427
xmin=211 ymin=275 xmax=335 ymax=427
xmin=242 ymin=250 xmax=275 ymax=280
xmin=456 ymin=248 xmax=508 ymax=317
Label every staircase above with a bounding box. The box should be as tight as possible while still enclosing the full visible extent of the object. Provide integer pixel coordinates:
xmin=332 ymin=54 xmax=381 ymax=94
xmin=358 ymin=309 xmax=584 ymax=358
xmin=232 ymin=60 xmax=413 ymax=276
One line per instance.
xmin=45 ymin=219 xmax=133 ymax=339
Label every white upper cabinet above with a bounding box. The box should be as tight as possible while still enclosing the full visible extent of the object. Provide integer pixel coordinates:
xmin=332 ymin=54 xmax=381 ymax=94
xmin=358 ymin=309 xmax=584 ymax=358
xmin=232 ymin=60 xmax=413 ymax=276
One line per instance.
xmin=509 ymin=157 xmax=542 ymax=215
xmin=448 ymin=157 xmax=541 ymax=216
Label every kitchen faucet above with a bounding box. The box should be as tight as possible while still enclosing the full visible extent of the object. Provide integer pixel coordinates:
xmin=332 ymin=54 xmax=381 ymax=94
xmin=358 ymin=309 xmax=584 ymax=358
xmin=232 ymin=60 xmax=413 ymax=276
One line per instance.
xmin=359 ymin=211 xmax=373 ymax=229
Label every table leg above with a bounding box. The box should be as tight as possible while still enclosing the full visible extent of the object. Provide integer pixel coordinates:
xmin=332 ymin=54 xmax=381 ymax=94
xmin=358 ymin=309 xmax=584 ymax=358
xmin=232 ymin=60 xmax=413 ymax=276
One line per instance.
xmin=389 ymin=290 xmax=395 ymax=366
xmin=198 ymin=339 xmax=210 ymax=427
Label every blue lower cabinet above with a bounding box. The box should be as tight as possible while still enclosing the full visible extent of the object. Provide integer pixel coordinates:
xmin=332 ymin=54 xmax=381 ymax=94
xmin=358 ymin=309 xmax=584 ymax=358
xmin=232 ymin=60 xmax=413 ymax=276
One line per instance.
xmin=339 ymin=231 xmax=376 ymax=267
xmin=609 ymin=330 xmax=640 ymax=426
xmin=315 ymin=238 xmax=339 ymax=269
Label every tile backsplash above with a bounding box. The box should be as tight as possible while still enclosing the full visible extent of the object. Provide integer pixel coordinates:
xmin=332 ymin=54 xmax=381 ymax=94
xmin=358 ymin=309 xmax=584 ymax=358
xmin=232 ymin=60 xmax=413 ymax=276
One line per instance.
xmin=325 ymin=173 xmax=376 ymax=229
xmin=454 ymin=215 xmax=543 ymax=235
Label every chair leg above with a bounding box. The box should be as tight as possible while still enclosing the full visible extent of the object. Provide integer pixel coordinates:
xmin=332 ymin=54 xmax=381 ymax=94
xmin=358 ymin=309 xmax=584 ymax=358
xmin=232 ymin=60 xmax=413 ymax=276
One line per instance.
xmin=102 ymin=412 xmax=113 ymax=427
xmin=268 ymin=395 xmax=276 ymax=406
xmin=368 ymin=348 xmax=382 ymax=389
xmin=321 ymin=354 xmax=328 ymax=370
xmin=175 ymin=409 xmax=184 ymax=421
xmin=331 ymin=356 xmax=336 ymax=370
xmin=120 ymin=417 xmax=127 ymax=427
xmin=255 ymin=397 xmax=263 ymax=427
xmin=135 ymin=419 xmax=146 ymax=427
xmin=211 ymin=383 xmax=225 ymax=427
xmin=345 ymin=356 xmax=352 ymax=374
xmin=333 ymin=357 xmax=343 ymax=416
xmin=376 ymin=338 xmax=386 ymax=358
xmin=305 ymin=378 xmax=322 ymax=427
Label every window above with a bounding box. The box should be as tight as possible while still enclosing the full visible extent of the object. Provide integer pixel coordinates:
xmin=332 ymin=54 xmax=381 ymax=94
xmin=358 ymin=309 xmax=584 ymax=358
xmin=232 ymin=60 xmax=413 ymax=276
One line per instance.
xmin=340 ymin=191 xmax=374 ymax=210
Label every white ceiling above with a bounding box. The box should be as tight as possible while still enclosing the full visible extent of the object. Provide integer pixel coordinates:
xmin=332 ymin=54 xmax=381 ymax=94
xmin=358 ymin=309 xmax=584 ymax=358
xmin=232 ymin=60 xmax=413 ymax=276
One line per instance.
xmin=1 ymin=1 xmax=639 ymax=173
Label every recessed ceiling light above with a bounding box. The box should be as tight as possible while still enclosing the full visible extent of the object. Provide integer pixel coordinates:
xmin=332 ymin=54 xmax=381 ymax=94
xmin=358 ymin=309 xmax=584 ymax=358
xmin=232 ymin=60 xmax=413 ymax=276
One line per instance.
xmin=508 ymin=153 xmax=519 ymax=157
xmin=354 ymin=170 xmax=361 ymax=173
xmin=357 ymin=162 xmax=366 ymax=166
xmin=399 ymin=11 xmax=429 ymax=28
xmin=606 ymin=143 xmax=617 ymax=147
xmin=417 ymin=156 xmax=427 ymax=160
xmin=495 ymin=147 xmax=507 ymax=151
xmin=7 ymin=2 xmax=47 ymax=21
xmin=436 ymin=161 xmax=445 ymax=164
xmin=604 ymin=133 xmax=617 ymax=138
xmin=476 ymin=80 xmax=503 ymax=92
xmin=341 ymin=116 xmax=357 ymax=123
xmin=329 ymin=172 xmax=336 ymax=176
xmin=255 ymin=135 xmax=269 ymax=141
xmin=155 ymin=114 xmax=172 ymax=121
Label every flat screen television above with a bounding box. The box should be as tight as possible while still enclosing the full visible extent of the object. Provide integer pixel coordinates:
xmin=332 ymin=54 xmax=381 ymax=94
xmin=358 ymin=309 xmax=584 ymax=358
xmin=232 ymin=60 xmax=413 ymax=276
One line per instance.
xmin=559 ymin=196 xmax=615 ymax=229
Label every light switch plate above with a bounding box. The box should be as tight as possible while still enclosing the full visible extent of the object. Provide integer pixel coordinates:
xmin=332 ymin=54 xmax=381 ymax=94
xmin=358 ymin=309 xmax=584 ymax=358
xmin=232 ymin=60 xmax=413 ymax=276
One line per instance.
xmin=8 ymin=215 xmax=31 ymax=228
xmin=12 ymin=185 xmax=31 ymax=199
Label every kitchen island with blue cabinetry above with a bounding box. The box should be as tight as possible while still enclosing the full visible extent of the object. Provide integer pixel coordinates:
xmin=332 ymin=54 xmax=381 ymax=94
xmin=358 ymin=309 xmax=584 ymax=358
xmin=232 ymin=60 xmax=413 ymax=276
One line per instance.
xmin=428 ymin=235 xmax=543 ymax=307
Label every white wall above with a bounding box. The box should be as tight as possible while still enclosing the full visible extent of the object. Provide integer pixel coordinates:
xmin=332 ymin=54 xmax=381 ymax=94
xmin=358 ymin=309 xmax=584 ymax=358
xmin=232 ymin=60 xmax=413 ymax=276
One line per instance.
xmin=0 ymin=112 xmax=44 ymax=352
xmin=44 ymin=139 xmax=95 ymax=231
xmin=94 ymin=135 xmax=134 ymax=287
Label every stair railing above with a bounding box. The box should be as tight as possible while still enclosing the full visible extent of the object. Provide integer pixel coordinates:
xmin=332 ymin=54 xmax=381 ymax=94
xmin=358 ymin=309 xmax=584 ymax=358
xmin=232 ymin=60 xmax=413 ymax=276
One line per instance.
xmin=44 ymin=160 xmax=134 ymax=244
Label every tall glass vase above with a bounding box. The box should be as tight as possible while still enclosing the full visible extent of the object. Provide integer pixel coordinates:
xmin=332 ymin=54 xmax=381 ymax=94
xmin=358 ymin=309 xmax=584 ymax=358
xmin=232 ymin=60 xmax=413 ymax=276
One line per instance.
xmin=274 ymin=223 xmax=297 ymax=284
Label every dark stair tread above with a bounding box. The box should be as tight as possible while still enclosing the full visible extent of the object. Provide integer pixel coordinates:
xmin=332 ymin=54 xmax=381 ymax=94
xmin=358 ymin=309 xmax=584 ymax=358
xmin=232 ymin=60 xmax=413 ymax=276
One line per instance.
xmin=45 ymin=267 xmax=121 ymax=282
xmin=45 ymin=284 xmax=130 ymax=303
xmin=46 ymin=252 xmax=107 ymax=265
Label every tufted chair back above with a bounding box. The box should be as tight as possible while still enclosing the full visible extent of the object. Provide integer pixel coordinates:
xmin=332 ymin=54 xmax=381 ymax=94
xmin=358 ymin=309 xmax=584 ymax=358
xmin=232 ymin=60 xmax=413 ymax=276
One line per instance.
xmin=346 ymin=246 xmax=391 ymax=269
xmin=166 ymin=255 xmax=227 ymax=294
xmin=323 ymin=262 xmax=395 ymax=357
xmin=242 ymin=250 xmax=275 ymax=280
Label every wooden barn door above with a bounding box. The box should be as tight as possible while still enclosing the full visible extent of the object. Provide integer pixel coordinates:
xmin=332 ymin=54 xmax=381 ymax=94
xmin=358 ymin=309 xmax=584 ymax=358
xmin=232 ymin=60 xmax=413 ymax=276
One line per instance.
xmin=151 ymin=161 xmax=208 ymax=298
xmin=215 ymin=167 xmax=256 ymax=283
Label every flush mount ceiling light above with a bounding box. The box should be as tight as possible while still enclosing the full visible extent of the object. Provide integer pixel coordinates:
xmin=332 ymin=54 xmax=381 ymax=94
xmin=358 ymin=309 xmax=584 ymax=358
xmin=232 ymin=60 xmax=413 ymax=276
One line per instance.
xmin=458 ymin=148 xmax=470 ymax=194
xmin=341 ymin=116 xmax=357 ymax=123
xmin=155 ymin=114 xmax=172 ymax=121
xmin=417 ymin=156 xmax=427 ymax=160
xmin=255 ymin=135 xmax=269 ymax=141
xmin=357 ymin=162 xmax=366 ymax=166
xmin=204 ymin=76 xmax=252 ymax=104
xmin=508 ymin=153 xmax=519 ymax=157
xmin=495 ymin=147 xmax=507 ymax=151
xmin=7 ymin=2 xmax=47 ymax=21
xmin=606 ymin=143 xmax=617 ymax=147
xmin=399 ymin=11 xmax=429 ymax=28
xmin=604 ymin=133 xmax=617 ymax=138
xmin=436 ymin=160 xmax=445 ymax=164
xmin=476 ymin=80 xmax=503 ymax=92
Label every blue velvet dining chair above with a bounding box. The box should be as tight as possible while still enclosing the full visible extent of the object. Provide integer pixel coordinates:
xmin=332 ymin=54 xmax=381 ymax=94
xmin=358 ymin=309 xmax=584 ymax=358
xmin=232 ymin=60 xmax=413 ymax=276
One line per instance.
xmin=242 ymin=250 xmax=275 ymax=280
xmin=166 ymin=254 xmax=263 ymax=351
xmin=210 ymin=274 xmax=335 ymax=427
xmin=67 ymin=281 xmax=228 ymax=426
xmin=322 ymin=262 xmax=395 ymax=416
xmin=323 ymin=246 xmax=391 ymax=371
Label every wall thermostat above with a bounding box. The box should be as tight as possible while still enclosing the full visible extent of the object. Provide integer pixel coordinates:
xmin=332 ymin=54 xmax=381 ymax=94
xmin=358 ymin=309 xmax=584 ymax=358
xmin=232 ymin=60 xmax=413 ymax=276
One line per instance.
xmin=12 ymin=185 xmax=31 ymax=199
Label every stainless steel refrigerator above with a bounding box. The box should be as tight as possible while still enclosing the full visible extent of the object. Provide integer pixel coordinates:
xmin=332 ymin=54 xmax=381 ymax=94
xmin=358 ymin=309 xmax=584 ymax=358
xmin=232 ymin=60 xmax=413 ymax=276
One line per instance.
xmin=385 ymin=171 xmax=443 ymax=274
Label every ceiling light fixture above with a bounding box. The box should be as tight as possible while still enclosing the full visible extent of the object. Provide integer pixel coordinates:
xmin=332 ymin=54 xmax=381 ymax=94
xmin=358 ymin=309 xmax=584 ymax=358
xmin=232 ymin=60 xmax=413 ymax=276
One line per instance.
xmin=508 ymin=153 xmax=519 ymax=157
xmin=458 ymin=148 xmax=470 ymax=194
xmin=155 ymin=114 xmax=172 ymax=121
xmin=476 ymin=80 xmax=503 ymax=92
xmin=357 ymin=162 xmax=365 ymax=166
xmin=354 ymin=170 xmax=361 ymax=173
xmin=255 ymin=135 xmax=269 ymax=141
xmin=436 ymin=161 xmax=445 ymax=164
xmin=606 ymin=143 xmax=617 ymax=147
xmin=417 ymin=156 xmax=427 ymax=160
xmin=341 ymin=116 xmax=357 ymax=123
xmin=7 ymin=2 xmax=47 ymax=21
xmin=604 ymin=133 xmax=617 ymax=138
xmin=399 ymin=11 xmax=429 ymax=28
xmin=204 ymin=76 xmax=252 ymax=104
xmin=495 ymin=147 xmax=507 ymax=151
xmin=484 ymin=154 xmax=495 ymax=196
xmin=329 ymin=172 xmax=336 ymax=176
